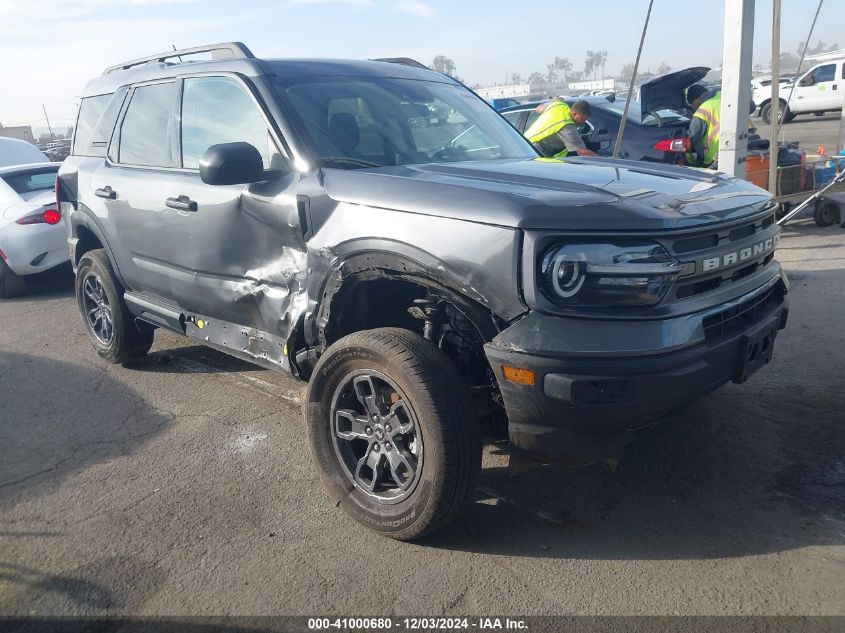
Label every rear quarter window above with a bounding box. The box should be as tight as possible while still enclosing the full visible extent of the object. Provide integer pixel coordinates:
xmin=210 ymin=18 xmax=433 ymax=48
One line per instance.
xmin=72 ymin=88 xmax=128 ymax=157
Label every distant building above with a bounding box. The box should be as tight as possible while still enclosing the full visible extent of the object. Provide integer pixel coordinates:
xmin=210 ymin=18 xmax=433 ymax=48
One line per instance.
xmin=0 ymin=125 xmax=36 ymax=144
xmin=475 ymin=83 xmax=532 ymax=100
xmin=567 ymin=78 xmax=617 ymax=92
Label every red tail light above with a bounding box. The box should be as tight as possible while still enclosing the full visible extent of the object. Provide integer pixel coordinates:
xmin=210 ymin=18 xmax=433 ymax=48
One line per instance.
xmin=653 ymin=137 xmax=691 ymax=152
xmin=16 ymin=209 xmax=62 ymax=225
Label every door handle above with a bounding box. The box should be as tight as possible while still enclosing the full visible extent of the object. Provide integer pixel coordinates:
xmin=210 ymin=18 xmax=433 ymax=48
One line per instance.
xmin=834 ymin=84 xmax=838 ymax=90
xmin=165 ymin=195 xmax=198 ymax=212
xmin=95 ymin=186 xmax=117 ymax=199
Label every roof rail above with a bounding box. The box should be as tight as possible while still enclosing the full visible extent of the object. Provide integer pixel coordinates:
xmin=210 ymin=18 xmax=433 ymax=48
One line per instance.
xmin=372 ymin=57 xmax=429 ymax=71
xmin=103 ymin=42 xmax=255 ymax=75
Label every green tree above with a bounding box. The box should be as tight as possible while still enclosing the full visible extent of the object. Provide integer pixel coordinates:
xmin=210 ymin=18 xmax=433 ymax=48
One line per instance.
xmin=430 ymin=54 xmax=456 ymax=76
xmin=527 ymin=72 xmax=546 ymax=87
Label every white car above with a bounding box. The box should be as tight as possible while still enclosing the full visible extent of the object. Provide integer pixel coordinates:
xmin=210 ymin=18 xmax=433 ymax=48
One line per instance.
xmin=0 ymin=137 xmax=50 ymax=167
xmin=0 ymin=161 xmax=67 ymax=297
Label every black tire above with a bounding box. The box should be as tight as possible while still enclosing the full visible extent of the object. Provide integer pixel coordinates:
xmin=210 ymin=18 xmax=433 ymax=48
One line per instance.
xmin=814 ymin=201 xmax=840 ymax=227
xmin=761 ymin=101 xmax=791 ymax=125
xmin=305 ymin=327 xmax=481 ymax=541
xmin=76 ymin=249 xmax=154 ymax=363
xmin=0 ymin=258 xmax=26 ymax=299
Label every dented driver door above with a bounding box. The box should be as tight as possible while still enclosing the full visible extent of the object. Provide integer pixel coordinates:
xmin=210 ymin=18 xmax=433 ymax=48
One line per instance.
xmin=158 ymin=75 xmax=307 ymax=344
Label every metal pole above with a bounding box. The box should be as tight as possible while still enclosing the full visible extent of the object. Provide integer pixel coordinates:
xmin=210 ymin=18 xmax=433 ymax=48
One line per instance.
xmin=839 ymin=102 xmax=845 ymax=153
xmin=768 ymin=0 xmax=781 ymax=195
xmin=719 ymin=0 xmax=756 ymax=178
xmin=42 ymin=104 xmax=54 ymax=141
xmin=613 ymin=0 xmax=653 ymax=159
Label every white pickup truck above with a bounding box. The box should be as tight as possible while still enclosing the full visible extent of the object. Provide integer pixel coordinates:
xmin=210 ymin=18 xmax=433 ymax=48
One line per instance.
xmin=759 ymin=57 xmax=845 ymax=124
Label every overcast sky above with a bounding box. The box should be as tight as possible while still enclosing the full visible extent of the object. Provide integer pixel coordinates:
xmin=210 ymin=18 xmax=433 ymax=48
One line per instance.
xmin=0 ymin=0 xmax=842 ymax=131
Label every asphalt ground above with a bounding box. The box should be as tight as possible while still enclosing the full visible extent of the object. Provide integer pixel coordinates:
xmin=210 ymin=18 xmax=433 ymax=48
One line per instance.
xmin=1 ymin=140 xmax=844 ymax=619
xmin=753 ymin=112 xmax=842 ymax=156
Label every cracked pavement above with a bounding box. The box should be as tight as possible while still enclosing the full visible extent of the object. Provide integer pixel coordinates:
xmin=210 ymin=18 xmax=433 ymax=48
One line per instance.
xmin=1 ymin=217 xmax=844 ymax=617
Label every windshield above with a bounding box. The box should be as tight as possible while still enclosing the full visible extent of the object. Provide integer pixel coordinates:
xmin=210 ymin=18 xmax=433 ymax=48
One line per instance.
xmin=273 ymin=76 xmax=537 ymax=169
xmin=600 ymin=99 xmax=689 ymax=126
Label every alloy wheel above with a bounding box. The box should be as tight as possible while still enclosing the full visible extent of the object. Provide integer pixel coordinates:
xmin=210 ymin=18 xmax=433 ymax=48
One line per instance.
xmin=330 ymin=370 xmax=423 ymax=503
xmin=82 ymin=273 xmax=114 ymax=345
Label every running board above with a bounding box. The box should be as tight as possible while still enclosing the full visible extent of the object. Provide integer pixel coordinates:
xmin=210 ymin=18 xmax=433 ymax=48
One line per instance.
xmin=124 ymin=292 xmax=184 ymax=333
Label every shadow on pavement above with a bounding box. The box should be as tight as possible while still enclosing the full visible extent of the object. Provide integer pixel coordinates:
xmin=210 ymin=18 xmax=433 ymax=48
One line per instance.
xmin=8 ymin=263 xmax=75 ymax=302
xmin=427 ymin=385 xmax=845 ymax=560
xmin=0 ymin=351 xmax=171 ymax=508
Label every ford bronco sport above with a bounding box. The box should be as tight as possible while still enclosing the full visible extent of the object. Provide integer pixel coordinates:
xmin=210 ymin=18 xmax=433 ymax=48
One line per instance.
xmin=58 ymin=43 xmax=789 ymax=540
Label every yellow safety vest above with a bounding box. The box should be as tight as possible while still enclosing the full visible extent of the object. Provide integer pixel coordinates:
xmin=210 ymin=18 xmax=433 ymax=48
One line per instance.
xmin=687 ymin=92 xmax=721 ymax=167
xmin=524 ymin=100 xmax=574 ymax=158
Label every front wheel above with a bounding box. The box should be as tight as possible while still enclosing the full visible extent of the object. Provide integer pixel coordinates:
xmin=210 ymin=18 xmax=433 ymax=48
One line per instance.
xmin=305 ymin=328 xmax=481 ymax=540
xmin=76 ymin=249 xmax=154 ymax=363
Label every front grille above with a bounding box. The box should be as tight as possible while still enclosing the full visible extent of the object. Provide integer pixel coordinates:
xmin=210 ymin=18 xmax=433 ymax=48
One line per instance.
xmin=702 ymin=282 xmax=784 ymax=342
xmin=666 ymin=211 xmax=779 ymax=301
xmin=676 ymin=252 xmax=774 ymax=299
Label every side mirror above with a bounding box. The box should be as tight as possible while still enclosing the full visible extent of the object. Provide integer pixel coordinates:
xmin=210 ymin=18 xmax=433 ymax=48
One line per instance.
xmin=199 ymin=142 xmax=264 ymax=186
xmin=800 ymin=76 xmax=814 ymax=87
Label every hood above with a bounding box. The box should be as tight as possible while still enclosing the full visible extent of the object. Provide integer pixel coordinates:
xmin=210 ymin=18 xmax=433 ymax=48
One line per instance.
xmin=639 ymin=67 xmax=710 ymax=122
xmin=321 ymin=158 xmax=774 ymax=232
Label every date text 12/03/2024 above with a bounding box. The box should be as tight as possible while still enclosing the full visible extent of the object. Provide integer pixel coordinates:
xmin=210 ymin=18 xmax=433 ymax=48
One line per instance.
xmin=307 ymin=618 xmax=528 ymax=630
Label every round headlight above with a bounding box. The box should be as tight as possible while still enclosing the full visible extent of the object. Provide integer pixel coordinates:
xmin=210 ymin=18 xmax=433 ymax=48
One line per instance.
xmin=551 ymin=259 xmax=586 ymax=297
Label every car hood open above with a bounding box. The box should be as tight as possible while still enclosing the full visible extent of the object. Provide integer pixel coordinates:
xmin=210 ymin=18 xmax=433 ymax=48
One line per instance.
xmin=321 ymin=157 xmax=775 ymax=232
xmin=639 ymin=67 xmax=710 ymax=122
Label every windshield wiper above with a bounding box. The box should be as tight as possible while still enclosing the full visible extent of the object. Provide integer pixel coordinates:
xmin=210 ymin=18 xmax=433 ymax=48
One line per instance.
xmin=315 ymin=156 xmax=381 ymax=169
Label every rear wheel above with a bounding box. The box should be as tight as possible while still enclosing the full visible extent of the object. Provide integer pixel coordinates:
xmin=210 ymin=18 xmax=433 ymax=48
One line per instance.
xmin=305 ymin=328 xmax=481 ymax=540
xmin=0 ymin=259 xmax=26 ymax=299
xmin=76 ymin=249 xmax=154 ymax=363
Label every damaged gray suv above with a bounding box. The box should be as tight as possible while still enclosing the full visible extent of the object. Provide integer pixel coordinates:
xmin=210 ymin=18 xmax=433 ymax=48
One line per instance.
xmin=59 ymin=43 xmax=789 ymax=540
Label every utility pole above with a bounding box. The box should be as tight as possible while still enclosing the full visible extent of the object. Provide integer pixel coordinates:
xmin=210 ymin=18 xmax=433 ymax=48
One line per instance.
xmin=42 ymin=104 xmax=54 ymax=141
xmin=719 ymin=0 xmax=755 ymax=179
xmin=839 ymin=101 xmax=845 ymax=154
xmin=768 ymin=0 xmax=781 ymax=195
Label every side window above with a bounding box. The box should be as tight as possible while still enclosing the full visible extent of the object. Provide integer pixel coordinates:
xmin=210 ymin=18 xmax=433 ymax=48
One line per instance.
xmin=525 ymin=110 xmax=540 ymax=130
xmin=181 ymin=76 xmax=274 ymax=169
xmin=118 ymin=82 xmax=177 ymax=167
xmin=501 ymin=111 xmax=522 ymax=129
xmin=73 ymin=94 xmax=111 ymax=156
xmin=811 ymin=64 xmax=835 ymax=83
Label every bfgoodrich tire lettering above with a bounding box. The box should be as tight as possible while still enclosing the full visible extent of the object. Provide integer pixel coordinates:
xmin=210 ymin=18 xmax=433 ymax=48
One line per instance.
xmin=75 ymin=249 xmax=154 ymax=363
xmin=305 ymin=328 xmax=481 ymax=540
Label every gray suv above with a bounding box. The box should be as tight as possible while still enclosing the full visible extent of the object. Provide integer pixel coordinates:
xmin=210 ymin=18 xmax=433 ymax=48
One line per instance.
xmin=58 ymin=43 xmax=789 ymax=540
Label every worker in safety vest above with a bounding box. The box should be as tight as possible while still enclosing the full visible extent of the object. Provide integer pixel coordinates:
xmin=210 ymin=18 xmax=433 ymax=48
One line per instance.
xmin=523 ymin=99 xmax=598 ymax=158
xmin=685 ymin=84 xmax=722 ymax=168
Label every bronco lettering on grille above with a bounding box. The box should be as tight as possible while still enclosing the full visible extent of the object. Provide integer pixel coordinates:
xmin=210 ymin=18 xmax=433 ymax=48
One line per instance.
xmin=700 ymin=235 xmax=779 ymax=273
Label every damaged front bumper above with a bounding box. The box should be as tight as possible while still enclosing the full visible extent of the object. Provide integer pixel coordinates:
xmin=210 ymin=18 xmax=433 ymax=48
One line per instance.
xmin=484 ymin=275 xmax=789 ymax=462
